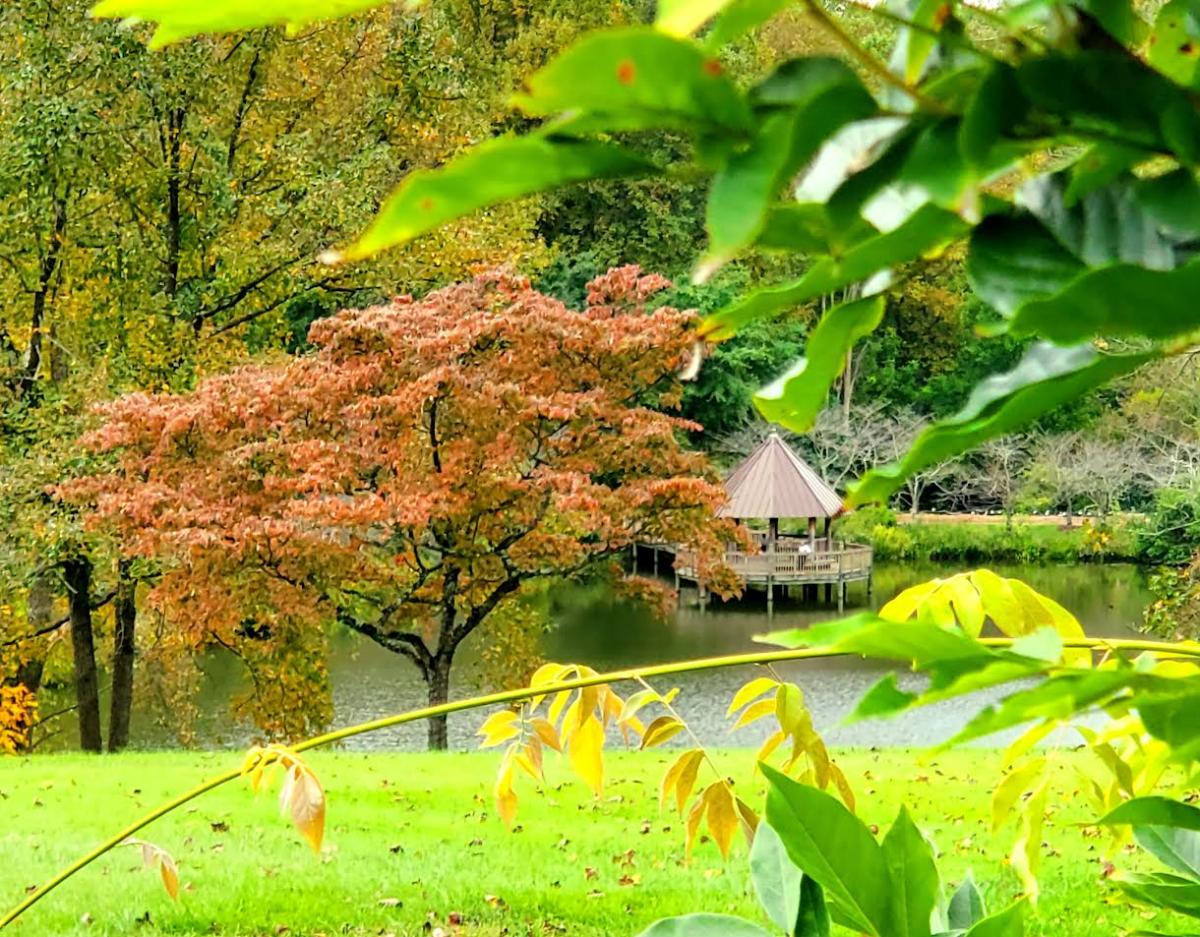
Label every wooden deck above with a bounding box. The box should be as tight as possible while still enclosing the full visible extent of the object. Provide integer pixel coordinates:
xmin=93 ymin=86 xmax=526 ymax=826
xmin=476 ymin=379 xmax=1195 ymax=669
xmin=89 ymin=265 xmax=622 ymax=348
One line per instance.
xmin=635 ymin=535 xmax=873 ymax=612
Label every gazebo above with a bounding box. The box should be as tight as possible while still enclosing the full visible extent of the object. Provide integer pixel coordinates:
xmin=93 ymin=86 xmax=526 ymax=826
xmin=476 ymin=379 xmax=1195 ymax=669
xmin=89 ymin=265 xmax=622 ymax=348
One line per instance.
xmin=719 ymin=432 xmax=844 ymax=550
xmin=660 ymin=432 xmax=873 ymax=612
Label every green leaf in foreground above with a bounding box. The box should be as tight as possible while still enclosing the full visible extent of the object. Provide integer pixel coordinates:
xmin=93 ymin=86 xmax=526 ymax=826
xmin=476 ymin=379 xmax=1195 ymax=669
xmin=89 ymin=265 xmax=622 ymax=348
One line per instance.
xmin=637 ymin=914 xmax=774 ymax=936
xmin=881 ymin=805 xmax=940 ymax=937
xmin=705 ymin=0 xmax=793 ymax=48
xmin=512 ymin=28 xmax=753 ymax=134
xmin=763 ymin=764 xmax=890 ymax=935
xmin=1133 ymin=826 xmax=1200 ymax=880
xmin=328 ymin=137 xmax=654 ymax=262
xmin=702 ymin=204 xmax=968 ymax=339
xmin=90 ymin=0 xmax=385 ymax=46
xmin=1100 ymin=797 xmax=1200 ymax=832
xmin=753 ymin=296 xmax=885 ymax=432
xmin=655 ymin=0 xmax=735 ymax=37
xmin=750 ymin=822 xmax=804 ymax=934
xmin=1112 ymin=872 xmax=1200 ymax=918
xmin=1007 ymin=261 xmax=1200 ymax=343
xmin=848 ymin=343 xmax=1153 ymax=506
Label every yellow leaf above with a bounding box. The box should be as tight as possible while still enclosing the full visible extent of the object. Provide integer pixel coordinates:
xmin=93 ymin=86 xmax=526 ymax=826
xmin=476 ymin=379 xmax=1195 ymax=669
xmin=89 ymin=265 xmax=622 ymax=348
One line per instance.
xmin=524 ymin=736 xmax=544 ymax=779
xmin=1010 ymin=781 xmax=1048 ymax=902
xmin=640 ymin=715 xmax=685 ymax=750
xmin=569 ymin=714 xmax=605 ymax=796
xmin=660 ymin=748 xmax=705 ymax=811
xmin=991 ymin=758 xmax=1047 ymax=832
xmin=775 ymin=683 xmax=805 ymax=735
xmin=159 ymin=853 xmax=180 ymax=900
xmin=514 ymin=749 xmax=542 ymax=782
xmin=477 ymin=710 xmax=520 ymax=748
xmin=529 ymin=716 xmax=562 ymax=752
xmin=684 ymin=791 xmax=706 ymax=859
xmin=1002 ymin=720 xmax=1056 ymax=767
xmin=734 ymin=796 xmax=759 ymax=846
xmin=730 ymin=697 xmax=776 ymax=731
xmin=943 ymin=575 xmax=985 ymax=635
xmin=494 ymin=764 xmax=519 ymax=828
xmin=280 ymin=764 xmax=326 ymax=853
xmin=726 ymin=677 xmax=778 ymax=717
xmin=880 ymin=578 xmax=940 ymax=621
xmin=755 ymin=730 xmax=787 ymax=766
xmin=550 ymin=692 xmax=573 ymax=732
xmin=705 ymin=782 xmax=738 ymax=860
xmin=560 ymin=697 xmax=582 ymax=742
xmin=577 ymin=685 xmax=600 ymax=728
xmin=829 ymin=762 xmax=856 ymax=811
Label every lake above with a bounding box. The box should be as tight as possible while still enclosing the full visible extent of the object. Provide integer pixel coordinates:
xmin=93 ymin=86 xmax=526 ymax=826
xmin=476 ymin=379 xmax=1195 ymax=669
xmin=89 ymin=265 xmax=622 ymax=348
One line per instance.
xmin=55 ymin=562 xmax=1152 ymax=752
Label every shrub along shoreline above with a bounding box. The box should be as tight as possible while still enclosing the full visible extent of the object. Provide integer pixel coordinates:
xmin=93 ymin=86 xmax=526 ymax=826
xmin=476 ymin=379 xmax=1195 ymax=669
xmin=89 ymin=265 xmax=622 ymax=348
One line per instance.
xmin=831 ymin=507 xmax=1139 ymax=564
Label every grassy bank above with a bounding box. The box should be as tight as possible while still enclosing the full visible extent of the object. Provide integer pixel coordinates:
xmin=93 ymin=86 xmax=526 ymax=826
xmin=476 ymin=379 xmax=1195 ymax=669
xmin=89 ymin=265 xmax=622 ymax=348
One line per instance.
xmin=834 ymin=509 xmax=1139 ymax=563
xmin=0 ymin=750 xmax=1159 ymax=936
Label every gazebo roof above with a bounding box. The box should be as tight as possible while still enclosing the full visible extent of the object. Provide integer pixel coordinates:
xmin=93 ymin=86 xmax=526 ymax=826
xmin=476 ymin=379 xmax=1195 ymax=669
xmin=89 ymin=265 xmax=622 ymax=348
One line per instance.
xmin=718 ymin=432 xmax=844 ymax=521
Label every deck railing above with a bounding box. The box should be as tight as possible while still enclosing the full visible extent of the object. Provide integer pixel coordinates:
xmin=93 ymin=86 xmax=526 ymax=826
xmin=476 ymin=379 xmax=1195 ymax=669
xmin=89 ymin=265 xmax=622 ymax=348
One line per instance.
xmin=672 ymin=538 xmax=873 ymax=583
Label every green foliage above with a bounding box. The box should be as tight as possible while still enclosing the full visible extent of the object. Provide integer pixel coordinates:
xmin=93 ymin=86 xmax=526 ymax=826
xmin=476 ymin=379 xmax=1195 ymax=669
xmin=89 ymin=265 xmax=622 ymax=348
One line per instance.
xmin=645 ymin=767 xmax=1023 ymax=937
xmin=1135 ymin=488 xmax=1200 ymax=566
xmin=851 ymin=520 xmax=1136 ymax=564
xmin=755 ymin=295 xmax=884 ymax=432
xmin=146 ymin=0 xmax=1200 ymax=504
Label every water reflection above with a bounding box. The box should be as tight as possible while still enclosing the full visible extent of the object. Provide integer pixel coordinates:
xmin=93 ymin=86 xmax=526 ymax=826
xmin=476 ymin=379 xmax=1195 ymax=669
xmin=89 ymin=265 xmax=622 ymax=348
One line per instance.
xmin=56 ymin=562 xmax=1151 ymax=751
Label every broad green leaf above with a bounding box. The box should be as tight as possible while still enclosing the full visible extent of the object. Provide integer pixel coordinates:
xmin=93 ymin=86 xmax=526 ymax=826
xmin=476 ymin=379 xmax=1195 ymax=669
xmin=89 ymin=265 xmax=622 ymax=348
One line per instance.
xmin=705 ymin=0 xmax=794 ymax=48
xmin=1135 ymin=168 xmax=1200 ymax=240
xmin=1015 ymin=175 xmax=1174 ymax=271
xmin=1101 ymin=797 xmax=1200 ymax=832
xmin=796 ymin=875 xmax=833 ymax=937
xmin=1134 ymin=826 xmax=1200 ymax=880
xmin=757 ymin=204 xmax=877 ymax=254
xmin=763 ymin=765 xmax=891 ymax=935
xmin=1078 ymin=0 xmax=1149 ymax=44
xmin=851 ymin=673 xmax=919 ymax=720
xmin=753 ymin=296 xmax=886 ymax=432
xmin=656 ymin=0 xmax=735 ymax=36
xmin=750 ymin=822 xmax=803 ymax=933
xmin=1147 ymin=0 xmax=1200 ymax=90
xmin=333 ymin=137 xmax=654 ymax=261
xmin=961 ymin=900 xmax=1026 ymax=937
xmin=946 ymin=669 xmax=1140 ymax=746
xmin=849 ymin=344 xmax=1153 ymax=506
xmin=513 ymin=29 xmax=753 ymax=134
xmin=1065 ymin=144 xmax=1148 ymax=205
xmin=703 ymin=205 xmax=967 ymax=339
xmin=959 ymin=64 xmax=1027 ymax=167
xmin=638 ymin=914 xmax=775 ymax=936
xmin=948 ymin=872 xmax=987 ymax=930
xmin=702 ymin=60 xmax=876 ymax=274
xmin=1139 ymin=684 xmax=1200 ymax=755
xmin=1015 ymin=53 xmax=1200 ymax=164
xmin=1113 ymin=872 xmax=1200 ymax=918
xmin=967 ymin=216 xmax=1086 ymax=317
xmin=90 ymin=0 xmax=384 ymax=46
xmin=882 ymin=806 xmax=940 ymax=937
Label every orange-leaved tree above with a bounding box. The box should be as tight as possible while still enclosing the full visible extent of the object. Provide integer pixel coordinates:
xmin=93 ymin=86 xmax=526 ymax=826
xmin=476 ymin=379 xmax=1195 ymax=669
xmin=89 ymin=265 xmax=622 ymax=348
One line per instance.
xmin=65 ymin=267 xmax=743 ymax=748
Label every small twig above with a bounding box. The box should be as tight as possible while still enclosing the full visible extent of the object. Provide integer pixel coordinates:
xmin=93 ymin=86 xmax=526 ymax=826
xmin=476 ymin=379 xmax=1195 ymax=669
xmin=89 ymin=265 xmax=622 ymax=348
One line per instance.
xmin=804 ymin=0 xmax=951 ymax=115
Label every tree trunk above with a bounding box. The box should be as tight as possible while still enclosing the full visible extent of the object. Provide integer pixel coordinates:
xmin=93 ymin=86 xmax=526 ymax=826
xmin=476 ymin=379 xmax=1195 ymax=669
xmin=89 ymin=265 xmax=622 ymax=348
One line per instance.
xmin=63 ymin=558 xmax=102 ymax=752
xmin=426 ymin=653 xmax=452 ymax=751
xmin=108 ymin=559 xmax=137 ymax=752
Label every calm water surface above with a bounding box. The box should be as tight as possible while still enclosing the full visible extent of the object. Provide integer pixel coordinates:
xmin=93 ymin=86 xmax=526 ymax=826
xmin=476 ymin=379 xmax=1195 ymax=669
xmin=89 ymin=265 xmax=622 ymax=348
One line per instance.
xmin=104 ymin=562 xmax=1150 ymax=751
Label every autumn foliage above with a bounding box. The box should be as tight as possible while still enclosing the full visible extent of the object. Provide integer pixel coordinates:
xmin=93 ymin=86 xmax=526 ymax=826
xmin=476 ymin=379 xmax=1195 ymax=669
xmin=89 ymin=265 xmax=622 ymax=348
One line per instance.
xmin=66 ymin=267 xmax=742 ymax=747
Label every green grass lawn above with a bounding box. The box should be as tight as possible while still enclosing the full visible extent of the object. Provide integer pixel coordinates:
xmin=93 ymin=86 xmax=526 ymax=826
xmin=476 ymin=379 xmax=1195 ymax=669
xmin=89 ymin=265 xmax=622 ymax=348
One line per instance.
xmin=0 ymin=750 xmax=1164 ymax=936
